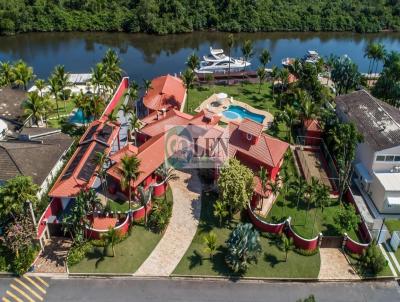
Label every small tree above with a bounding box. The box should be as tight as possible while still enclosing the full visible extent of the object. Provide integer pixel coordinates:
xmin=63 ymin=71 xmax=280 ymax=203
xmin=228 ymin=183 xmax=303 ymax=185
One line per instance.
xmin=334 ymin=203 xmax=360 ymax=233
xmin=203 ymin=231 xmax=217 ymax=260
xmin=186 ymin=53 xmax=200 ymax=71
xmin=257 ymin=67 xmax=267 ymax=93
xmin=213 ymin=200 xmax=229 ymax=227
xmin=4 ymin=215 xmax=36 ymax=258
xmin=225 ymin=223 xmax=261 ymax=273
xmin=103 ymin=227 xmax=121 ymax=257
xmin=359 ymin=240 xmax=387 ymax=275
xmin=217 ymin=158 xmax=254 ymax=216
xmin=281 ymin=234 xmax=294 ymax=262
xmin=137 ymin=185 xmax=153 ymax=226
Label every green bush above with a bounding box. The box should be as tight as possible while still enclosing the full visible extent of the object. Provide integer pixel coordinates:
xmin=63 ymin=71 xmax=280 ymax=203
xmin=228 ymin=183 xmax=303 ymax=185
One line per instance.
xmin=359 ymin=242 xmax=387 ymax=275
xmin=67 ymin=242 xmax=92 ymax=267
xmin=0 ymin=255 xmax=7 ymax=271
xmin=91 ymin=239 xmax=106 ymax=247
xmin=147 ymin=196 xmax=173 ymax=233
xmin=294 ymin=247 xmax=319 ymax=257
xmin=12 ymin=248 xmax=36 ymax=276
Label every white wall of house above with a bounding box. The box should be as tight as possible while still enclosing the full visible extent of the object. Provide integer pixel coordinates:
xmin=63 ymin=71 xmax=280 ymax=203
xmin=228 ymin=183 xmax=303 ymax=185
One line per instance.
xmin=372 ymin=145 xmax=400 ymax=173
xmin=370 ymin=172 xmax=400 ymax=214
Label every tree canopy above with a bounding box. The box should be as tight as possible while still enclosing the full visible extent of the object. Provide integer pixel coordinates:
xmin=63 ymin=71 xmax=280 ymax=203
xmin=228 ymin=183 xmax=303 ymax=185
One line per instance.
xmin=1 ymin=1 xmax=400 ymax=35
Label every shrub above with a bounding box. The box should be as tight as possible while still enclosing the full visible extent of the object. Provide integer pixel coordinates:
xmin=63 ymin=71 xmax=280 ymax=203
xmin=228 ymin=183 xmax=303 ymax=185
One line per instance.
xmin=91 ymin=239 xmax=106 ymax=247
xmin=12 ymin=247 xmax=36 ymax=276
xmin=225 ymin=223 xmax=261 ymax=273
xmin=294 ymin=247 xmax=319 ymax=257
xmin=67 ymin=242 xmax=92 ymax=267
xmin=147 ymin=196 xmax=173 ymax=233
xmin=0 ymin=255 xmax=7 ymax=271
xmin=359 ymin=241 xmax=387 ymax=275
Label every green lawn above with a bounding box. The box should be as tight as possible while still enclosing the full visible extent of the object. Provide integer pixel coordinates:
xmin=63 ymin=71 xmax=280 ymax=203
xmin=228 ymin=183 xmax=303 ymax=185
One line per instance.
xmin=69 ymin=223 xmax=162 ymax=274
xmin=106 ymin=199 xmax=130 ymax=212
xmin=187 ymin=83 xmax=289 ymax=141
xmin=385 ymin=219 xmax=400 ymax=234
xmin=47 ymin=100 xmax=76 ymax=128
xmin=173 ymin=191 xmax=320 ymax=278
xmin=265 ymin=152 xmax=361 ymax=241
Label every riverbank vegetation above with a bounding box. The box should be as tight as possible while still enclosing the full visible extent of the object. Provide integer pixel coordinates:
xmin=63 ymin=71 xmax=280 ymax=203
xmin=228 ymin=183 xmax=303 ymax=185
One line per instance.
xmin=1 ymin=1 xmax=400 ymax=35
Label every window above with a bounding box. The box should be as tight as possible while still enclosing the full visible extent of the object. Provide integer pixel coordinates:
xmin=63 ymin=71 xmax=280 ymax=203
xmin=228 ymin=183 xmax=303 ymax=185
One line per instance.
xmin=376 ymin=155 xmax=385 ymax=161
xmin=386 ymin=156 xmax=395 ymax=162
xmin=246 ymin=133 xmax=253 ymax=141
xmin=395 ymin=156 xmax=400 ymax=162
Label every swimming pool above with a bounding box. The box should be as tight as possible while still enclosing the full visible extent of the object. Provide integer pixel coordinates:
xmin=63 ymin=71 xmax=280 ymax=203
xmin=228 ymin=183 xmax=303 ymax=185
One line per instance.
xmin=69 ymin=108 xmax=93 ymax=125
xmin=222 ymin=105 xmax=265 ymax=124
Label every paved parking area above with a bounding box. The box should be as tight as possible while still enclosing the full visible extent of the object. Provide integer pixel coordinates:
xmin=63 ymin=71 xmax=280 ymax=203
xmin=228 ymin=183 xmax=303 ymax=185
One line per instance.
xmin=318 ymin=248 xmax=359 ymax=280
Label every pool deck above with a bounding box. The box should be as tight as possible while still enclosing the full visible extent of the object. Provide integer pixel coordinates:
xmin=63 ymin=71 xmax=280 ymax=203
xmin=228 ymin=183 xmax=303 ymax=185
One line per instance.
xmin=195 ymin=93 xmax=274 ymax=128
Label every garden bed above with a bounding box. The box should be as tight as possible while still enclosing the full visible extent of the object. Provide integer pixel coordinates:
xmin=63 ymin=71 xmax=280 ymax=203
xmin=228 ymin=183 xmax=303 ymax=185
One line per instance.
xmin=173 ymin=192 xmax=320 ymax=278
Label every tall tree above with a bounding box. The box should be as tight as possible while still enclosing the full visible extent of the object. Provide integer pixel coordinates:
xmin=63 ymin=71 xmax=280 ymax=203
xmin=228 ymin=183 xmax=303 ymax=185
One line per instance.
xmin=0 ymin=61 xmax=14 ymax=86
xmin=48 ymin=75 xmax=61 ymax=120
xmin=217 ymin=158 xmax=254 ymax=215
xmin=256 ymin=67 xmax=267 ymax=93
xmin=182 ymin=68 xmax=195 ymax=112
xmin=186 ymin=53 xmax=200 ymax=71
xmin=23 ymin=91 xmax=45 ymax=126
xmin=102 ymin=49 xmax=122 ymax=88
xmin=137 ymin=185 xmax=152 ymax=225
xmin=13 ymin=60 xmax=35 ymax=91
xmin=103 ymin=227 xmax=120 ymax=257
xmin=34 ymin=79 xmax=47 ymax=97
xmin=258 ymin=167 xmax=268 ymax=209
xmin=128 ymin=113 xmax=141 ymax=145
xmin=142 ymin=79 xmax=152 ymax=93
xmin=91 ymin=63 xmax=107 ymax=96
xmin=227 ymin=33 xmax=234 ymax=83
xmin=119 ymin=155 xmax=142 ymax=211
xmin=94 ymin=151 xmax=110 ymax=199
xmin=53 ymin=65 xmax=71 ymax=109
xmin=259 ymin=49 xmax=271 ymax=68
xmin=241 ymin=40 xmax=254 ymax=72
xmin=331 ymin=55 xmax=361 ymax=95
xmin=327 ymin=122 xmax=363 ymax=204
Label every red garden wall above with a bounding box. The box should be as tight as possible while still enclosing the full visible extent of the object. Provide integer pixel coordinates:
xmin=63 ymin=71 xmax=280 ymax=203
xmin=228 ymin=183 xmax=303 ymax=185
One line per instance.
xmin=85 ymin=214 xmax=131 ymax=240
xmin=102 ymin=77 xmax=129 ymax=118
xmin=37 ymin=198 xmax=62 ymax=238
xmin=247 ymin=206 xmax=285 ymax=234
xmin=344 ymin=235 xmax=369 ymax=255
xmin=286 ymin=224 xmax=319 ymax=250
xmin=153 ymin=182 xmax=167 ymax=197
xmin=131 ymin=202 xmax=152 ymax=221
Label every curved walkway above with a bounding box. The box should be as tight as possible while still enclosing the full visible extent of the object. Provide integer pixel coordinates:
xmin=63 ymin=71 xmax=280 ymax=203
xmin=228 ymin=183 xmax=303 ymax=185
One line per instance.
xmin=134 ymin=169 xmax=202 ymax=276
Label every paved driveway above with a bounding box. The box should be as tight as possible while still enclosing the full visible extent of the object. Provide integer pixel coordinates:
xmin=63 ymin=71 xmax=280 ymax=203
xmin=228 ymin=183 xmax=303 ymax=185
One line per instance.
xmin=134 ymin=169 xmax=202 ymax=276
xmin=318 ymin=248 xmax=359 ymax=280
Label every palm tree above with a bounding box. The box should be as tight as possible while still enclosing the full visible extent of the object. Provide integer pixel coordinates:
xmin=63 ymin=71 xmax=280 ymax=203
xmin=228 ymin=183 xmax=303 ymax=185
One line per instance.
xmin=23 ymin=91 xmax=45 ymax=126
xmin=312 ymin=184 xmax=330 ymax=236
xmin=182 ymin=68 xmax=195 ymax=112
xmin=278 ymin=68 xmax=290 ymax=96
xmin=48 ymin=75 xmax=61 ymax=120
xmin=186 ymin=53 xmax=200 ymax=71
xmin=128 ymin=114 xmax=141 ymax=145
xmin=84 ymin=189 xmax=103 ymax=214
xmin=241 ymin=40 xmax=253 ymax=73
xmin=142 ymin=79 xmax=152 ymax=94
xmin=155 ymin=164 xmax=178 ymax=184
xmin=0 ymin=61 xmax=14 ymax=86
xmin=298 ymin=91 xmax=316 ymax=123
xmin=103 ymin=227 xmax=120 ymax=257
xmin=256 ymin=67 xmax=267 ymax=94
xmin=53 ymin=65 xmax=71 ymax=110
xmin=270 ymin=66 xmax=278 ymax=99
xmin=41 ymin=95 xmax=54 ymax=126
xmin=107 ymin=108 xmax=118 ymax=123
xmin=91 ymin=63 xmax=107 ymax=96
xmin=373 ymin=43 xmax=386 ymax=76
xmin=119 ymin=155 xmax=142 ymax=211
xmin=292 ymin=178 xmax=308 ymax=221
xmin=227 ymin=33 xmax=234 ymax=83
xmin=34 ymin=79 xmax=46 ymax=97
xmin=281 ymin=234 xmax=294 ymax=262
xmin=73 ymin=92 xmax=90 ymax=124
xmin=281 ymin=105 xmax=298 ymax=143
xmin=305 ymin=177 xmax=319 ymax=225
xmin=123 ymin=84 xmax=138 ymax=112
xmin=258 ymin=167 xmax=268 ymax=209
xmin=120 ymin=103 xmax=133 ymax=120
xmin=259 ymin=49 xmax=271 ymax=68
xmin=13 ymin=60 xmax=35 ymax=91
xmin=89 ymin=95 xmax=106 ymax=119
xmin=94 ymin=151 xmax=110 ymax=198
xmin=203 ymin=231 xmax=217 ymax=260
xmin=102 ymin=49 xmax=122 ymax=88
xmin=213 ymin=200 xmax=228 ymax=227
xmin=137 ymin=185 xmax=153 ymax=225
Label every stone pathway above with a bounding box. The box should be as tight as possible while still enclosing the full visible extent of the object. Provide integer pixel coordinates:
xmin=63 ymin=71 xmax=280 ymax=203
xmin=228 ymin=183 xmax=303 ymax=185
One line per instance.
xmin=318 ymin=248 xmax=360 ymax=280
xmin=134 ymin=169 xmax=202 ymax=276
xmin=33 ymin=238 xmax=72 ymax=273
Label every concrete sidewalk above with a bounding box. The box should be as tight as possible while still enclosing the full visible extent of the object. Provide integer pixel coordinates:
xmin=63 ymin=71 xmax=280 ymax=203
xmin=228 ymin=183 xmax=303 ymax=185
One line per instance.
xmin=134 ymin=170 xmax=202 ymax=276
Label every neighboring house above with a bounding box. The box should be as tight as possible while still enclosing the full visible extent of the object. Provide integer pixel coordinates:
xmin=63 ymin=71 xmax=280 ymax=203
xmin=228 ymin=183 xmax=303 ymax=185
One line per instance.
xmin=335 ymin=89 xmax=400 ymax=214
xmin=0 ymin=87 xmax=31 ymax=137
xmin=142 ymin=75 xmax=187 ymax=113
xmin=0 ymin=127 xmax=74 ymax=197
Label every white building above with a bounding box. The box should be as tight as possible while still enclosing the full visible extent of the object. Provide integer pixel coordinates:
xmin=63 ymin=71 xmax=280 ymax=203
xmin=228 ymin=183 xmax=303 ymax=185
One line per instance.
xmin=335 ymin=90 xmax=400 ymax=214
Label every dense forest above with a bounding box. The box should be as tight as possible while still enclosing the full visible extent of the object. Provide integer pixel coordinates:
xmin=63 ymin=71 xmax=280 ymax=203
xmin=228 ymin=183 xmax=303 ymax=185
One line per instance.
xmin=1 ymin=0 xmax=400 ymax=35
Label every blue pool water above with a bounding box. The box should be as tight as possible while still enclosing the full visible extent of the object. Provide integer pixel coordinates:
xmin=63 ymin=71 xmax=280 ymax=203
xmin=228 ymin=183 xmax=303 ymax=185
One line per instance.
xmin=69 ymin=108 xmax=93 ymax=124
xmin=222 ymin=105 xmax=265 ymax=124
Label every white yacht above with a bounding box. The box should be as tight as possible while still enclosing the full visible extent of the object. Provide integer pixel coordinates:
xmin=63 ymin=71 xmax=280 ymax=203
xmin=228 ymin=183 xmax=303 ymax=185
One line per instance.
xmin=282 ymin=50 xmax=320 ymax=67
xmin=196 ymin=47 xmax=250 ymax=73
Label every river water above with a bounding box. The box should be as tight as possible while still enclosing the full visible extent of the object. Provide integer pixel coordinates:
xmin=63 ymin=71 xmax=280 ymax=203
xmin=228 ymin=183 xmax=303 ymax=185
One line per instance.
xmin=0 ymin=32 xmax=399 ymax=81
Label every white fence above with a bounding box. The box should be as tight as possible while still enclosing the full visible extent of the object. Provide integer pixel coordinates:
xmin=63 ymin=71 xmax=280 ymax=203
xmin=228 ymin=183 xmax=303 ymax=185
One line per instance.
xmin=390 ymin=231 xmax=400 ymax=251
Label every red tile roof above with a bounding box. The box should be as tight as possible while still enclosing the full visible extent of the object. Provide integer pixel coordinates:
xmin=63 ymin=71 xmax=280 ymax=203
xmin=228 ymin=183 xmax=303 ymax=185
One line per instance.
xmin=49 ymin=119 xmax=120 ymax=198
xmin=107 ymin=134 xmax=166 ymax=188
xmin=223 ymin=121 xmax=289 ymax=168
xmin=238 ymin=118 xmax=264 ymax=137
xmin=143 ymin=75 xmax=186 ymax=111
xmin=303 ymin=119 xmax=322 ymax=132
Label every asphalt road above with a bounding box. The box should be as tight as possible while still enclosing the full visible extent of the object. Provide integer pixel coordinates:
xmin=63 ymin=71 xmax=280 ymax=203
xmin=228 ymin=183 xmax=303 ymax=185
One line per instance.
xmin=1 ymin=277 xmax=400 ymax=302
